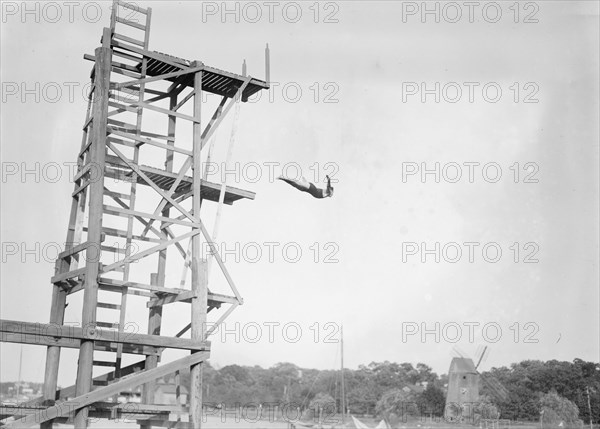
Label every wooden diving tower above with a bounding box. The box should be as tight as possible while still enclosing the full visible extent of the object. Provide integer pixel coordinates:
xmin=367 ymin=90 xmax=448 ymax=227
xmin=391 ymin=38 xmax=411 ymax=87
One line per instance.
xmin=0 ymin=1 xmax=269 ymax=427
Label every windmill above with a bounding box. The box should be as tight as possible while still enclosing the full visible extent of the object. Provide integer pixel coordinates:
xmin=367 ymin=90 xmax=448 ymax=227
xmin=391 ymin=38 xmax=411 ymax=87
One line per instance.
xmin=445 ymin=346 xmax=509 ymax=422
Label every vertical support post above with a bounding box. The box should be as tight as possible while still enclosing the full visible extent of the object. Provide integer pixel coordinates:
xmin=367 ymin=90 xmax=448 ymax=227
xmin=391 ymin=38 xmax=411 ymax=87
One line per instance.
xmin=190 ymin=60 xmax=207 ymax=429
xmin=265 ymin=43 xmax=270 ymax=85
xmin=42 ymin=68 xmax=94 ymax=429
xmin=73 ymin=27 xmax=111 ymax=429
xmin=40 ymin=284 xmax=66 ymax=429
xmin=141 ymin=272 xmax=161 ymax=411
xmin=141 ymin=83 xmax=178 ymax=423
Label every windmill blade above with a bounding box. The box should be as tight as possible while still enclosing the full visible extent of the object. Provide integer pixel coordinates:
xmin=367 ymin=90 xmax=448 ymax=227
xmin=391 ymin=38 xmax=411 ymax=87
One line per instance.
xmin=452 ymin=345 xmax=468 ymax=358
xmin=475 ymin=345 xmax=489 ymax=370
xmin=480 ymin=372 xmax=510 ymax=402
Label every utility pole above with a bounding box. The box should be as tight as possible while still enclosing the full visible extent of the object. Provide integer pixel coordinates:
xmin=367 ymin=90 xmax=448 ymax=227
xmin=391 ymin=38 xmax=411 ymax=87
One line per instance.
xmin=341 ymin=325 xmax=346 ymax=425
xmin=17 ymin=346 xmax=23 ymax=398
xmin=586 ymin=386 xmax=593 ymax=429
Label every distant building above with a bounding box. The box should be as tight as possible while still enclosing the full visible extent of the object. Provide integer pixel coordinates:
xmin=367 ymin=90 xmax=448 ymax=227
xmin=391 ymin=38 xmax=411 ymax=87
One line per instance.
xmin=445 ymin=357 xmax=479 ymax=421
xmin=154 ymin=380 xmax=188 ymax=405
xmin=400 ymin=384 xmax=425 ymax=395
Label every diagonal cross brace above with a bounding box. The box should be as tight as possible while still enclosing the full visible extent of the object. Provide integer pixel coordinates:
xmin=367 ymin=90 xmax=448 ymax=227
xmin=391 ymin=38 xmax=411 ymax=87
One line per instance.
xmin=107 ymin=143 xmax=199 ymax=224
xmin=140 ymin=156 xmax=193 ymax=238
xmin=6 ymin=352 xmax=209 ymax=428
xmin=200 ymin=76 xmax=252 ymax=151
xmin=106 ymin=144 xmax=243 ymax=303
xmin=101 ymin=229 xmax=199 ymax=273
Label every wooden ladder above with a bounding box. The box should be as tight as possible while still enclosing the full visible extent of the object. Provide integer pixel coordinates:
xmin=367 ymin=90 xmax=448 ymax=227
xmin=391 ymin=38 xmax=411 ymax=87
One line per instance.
xmin=92 ymin=0 xmax=153 ymax=394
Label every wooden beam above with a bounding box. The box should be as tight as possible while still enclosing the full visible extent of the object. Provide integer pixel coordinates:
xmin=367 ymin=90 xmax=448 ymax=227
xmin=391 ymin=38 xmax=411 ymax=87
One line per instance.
xmin=147 ymin=290 xmax=196 ymax=308
xmin=190 ymin=62 xmax=206 ymax=429
xmin=140 ymin=156 xmax=193 ymax=238
xmin=200 ymin=76 xmax=251 ymax=150
xmin=74 ymin=32 xmax=112 ymax=427
xmin=113 ymin=66 xmax=203 ymax=90
xmin=103 ymin=194 xmax=169 ymax=241
xmin=136 ymin=420 xmax=191 ymax=429
xmin=131 ymin=100 xmax=200 ymax=122
xmin=143 ymin=80 xmax=173 ymax=414
xmin=115 ymin=15 xmax=147 ymax=30
xmin=1 ymin=331 xmax=158 ymax=356
xmin=100 ymin=229 xmax=199 ymax=273
xmin=115 ymin=0 xmax=149 ymax=15
xmin=204 ymin=303 xmax=239 ymax=338
xmin=25 ymin=360 xmax=146 ymax=406
xmin=173 ymin=88 xmax=196 ymax=112
xmin=56 ymin=242 xmax=91 ymax=260
xmin=98 ymin=277 xmax=188 ymax=295
xmin=50 ymin=267 xmax=86 ymax=284
xmin=104 ymin=156 xmax=257 ymax=202
xmin=83 ymin=53 xmax=139 ymax=74
xmin=101 ymin=193 xmax=188 ymax=263
xmin=6 ymin=352 xmax=209 ymax=428
xmin=107 ymin=143 xmax=200 ymax=224
xmin=103 ymin=205 xmax=197 ymax=228
xmin=0 ymin=320 xmax=210 ymax=351
xmin=197 ymin=220 xmax=244 ymax=304
xmin=108 ymin=128 xmax=193 ymax=156
xmin=111 ymin=40 xmax=189 ymax=69
xmin=147 ymin=291 xmax=236 ymax=309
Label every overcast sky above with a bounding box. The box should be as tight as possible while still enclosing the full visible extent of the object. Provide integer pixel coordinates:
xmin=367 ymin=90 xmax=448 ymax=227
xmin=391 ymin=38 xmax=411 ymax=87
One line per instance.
xmin=1 ymin=1 xmax=599 ymax=387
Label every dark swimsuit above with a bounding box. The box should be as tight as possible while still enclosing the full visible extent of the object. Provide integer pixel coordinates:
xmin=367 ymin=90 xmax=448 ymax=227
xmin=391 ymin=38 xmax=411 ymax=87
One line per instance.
xmin=307 ymin=183 xmax=324 ymax=198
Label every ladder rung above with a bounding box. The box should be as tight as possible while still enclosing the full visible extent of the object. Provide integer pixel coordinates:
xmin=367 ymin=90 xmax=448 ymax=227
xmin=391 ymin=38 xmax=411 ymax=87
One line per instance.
xmin=109 ymin=87 xmax=141 ymax=98
xmin=108 ymin=100 xmax=141 ymax=114
xmin=82 ymin=115 xmax=93 ymax=130
xmin=107 ymin=136 xmax=137 ymax=149
xmin=58 ymin=241 xmax=89 ymax=259
xmin=115 ymin=16 xmax=147 ymax=31
xmin=102 ymin=226 xmax=163 ymax=244
xmin=99 ymin=283 xmax=154 ymax=298
xmin=100 ymin=245 xmax=128 ymax=254
xmin=84 ymin=53 xmax=139 ymax=74
xmin=51 ymin=267 xmax=86 ymax=285
xmin=111 ymin=67 xmax=143 ymax=79
xmin=106 ymin=153 xmax=136 ymax=166
xmin=113 ymin=32 xmax=145 ymax=47
xmin=96 ymin=321 xmax=120 ymax=329
xmin=97 ymin=302 xmax=121 ymax=310
xmin=115 ymin=0 xmax=149 ymax=15
xmin=109 ymin=93 xmax=141 ymax=104
xmin=73 ymin=162 xmax=95 ymax=182
xmin=113 ymin=49 xmax=143 ymax=63
xmin=107 ymin=118 xmax=138 ymax=131
xmin=104 ymin=189 xmax=131 ymax=200
xmin=93 ymin=360 xmax=117 ymax=367
xmin=72 ymin=180 xmax=91 ymax=198
xmin=111 ymin=86 xmax=141 ymax=97
xmin=113 ymin=267 xmax=125 ymax=273
xmin=79 ymin=138 xmax=93 ymax=157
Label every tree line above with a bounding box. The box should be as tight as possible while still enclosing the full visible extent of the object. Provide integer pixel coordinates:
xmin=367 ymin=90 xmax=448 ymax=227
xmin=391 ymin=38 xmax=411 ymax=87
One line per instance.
xmin=177 ymin=358 xmax=598 ymax=424
xmin=2 ymin=358 xmax=597 ymax=425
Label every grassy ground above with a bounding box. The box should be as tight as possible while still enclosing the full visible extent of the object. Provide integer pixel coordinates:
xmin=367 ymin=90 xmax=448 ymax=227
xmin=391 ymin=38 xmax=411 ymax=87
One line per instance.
xmin=46 ymin=416 xmax=600 ymax=429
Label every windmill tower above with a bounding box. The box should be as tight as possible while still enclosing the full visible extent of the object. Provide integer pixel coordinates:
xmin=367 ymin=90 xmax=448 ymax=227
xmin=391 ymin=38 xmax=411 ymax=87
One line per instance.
xmin=445 ymin=347 xmax=509 ymax=422
xmin=445 ymin=357 xmax=480 ymax=421
xmin=0 ymin=2 xmax=269 ymax=428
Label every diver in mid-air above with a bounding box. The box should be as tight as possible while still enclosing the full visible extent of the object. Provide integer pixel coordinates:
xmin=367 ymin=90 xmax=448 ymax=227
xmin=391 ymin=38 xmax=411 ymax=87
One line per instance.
xmin=277 ymin=174 xmax=334 ymax=199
